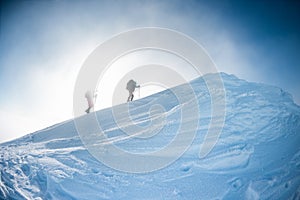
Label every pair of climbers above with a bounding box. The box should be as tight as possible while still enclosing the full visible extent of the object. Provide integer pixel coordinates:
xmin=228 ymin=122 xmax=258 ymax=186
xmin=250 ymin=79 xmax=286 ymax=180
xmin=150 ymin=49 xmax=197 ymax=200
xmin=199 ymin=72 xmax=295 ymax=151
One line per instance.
xmin=84 ymin=79 xmax=140 ymax=113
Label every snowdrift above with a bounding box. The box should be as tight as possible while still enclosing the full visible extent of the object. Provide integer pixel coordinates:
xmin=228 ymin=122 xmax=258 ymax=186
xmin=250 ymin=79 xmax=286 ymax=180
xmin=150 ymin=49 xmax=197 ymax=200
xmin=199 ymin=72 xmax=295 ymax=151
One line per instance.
xmin=1 ymin=73 xmax=300 ymax=199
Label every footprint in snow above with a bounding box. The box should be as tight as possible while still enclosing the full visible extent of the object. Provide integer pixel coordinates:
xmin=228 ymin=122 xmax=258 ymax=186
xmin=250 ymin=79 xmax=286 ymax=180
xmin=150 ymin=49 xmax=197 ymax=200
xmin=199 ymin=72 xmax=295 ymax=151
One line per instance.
xmin=180 ymin=164 xmax=192 ymax=172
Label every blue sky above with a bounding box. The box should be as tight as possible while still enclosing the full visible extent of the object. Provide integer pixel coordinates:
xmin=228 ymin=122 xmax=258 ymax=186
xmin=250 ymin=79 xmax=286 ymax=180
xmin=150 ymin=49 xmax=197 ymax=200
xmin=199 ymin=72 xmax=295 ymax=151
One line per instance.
xmin=0 ymin=0 xmax=299 ymax=142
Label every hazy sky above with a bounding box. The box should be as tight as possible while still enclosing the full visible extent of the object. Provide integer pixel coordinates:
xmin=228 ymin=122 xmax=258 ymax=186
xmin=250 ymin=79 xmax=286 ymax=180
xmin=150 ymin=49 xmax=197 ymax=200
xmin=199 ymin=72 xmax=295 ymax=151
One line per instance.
xmin=0 ymin=0 xmax=299 ymax=142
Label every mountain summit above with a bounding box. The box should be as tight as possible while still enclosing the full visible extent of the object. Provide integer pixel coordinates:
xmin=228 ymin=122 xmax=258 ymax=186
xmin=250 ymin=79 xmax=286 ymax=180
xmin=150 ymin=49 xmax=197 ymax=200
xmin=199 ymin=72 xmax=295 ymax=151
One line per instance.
xmin=1 ymin=73 xmax=299 ymax=199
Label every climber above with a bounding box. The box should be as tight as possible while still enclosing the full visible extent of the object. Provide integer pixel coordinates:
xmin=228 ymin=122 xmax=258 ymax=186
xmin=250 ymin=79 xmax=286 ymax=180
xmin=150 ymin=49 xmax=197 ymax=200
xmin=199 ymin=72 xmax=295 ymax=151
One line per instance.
xmin=126 ymin=79 xmax=140 ymax=102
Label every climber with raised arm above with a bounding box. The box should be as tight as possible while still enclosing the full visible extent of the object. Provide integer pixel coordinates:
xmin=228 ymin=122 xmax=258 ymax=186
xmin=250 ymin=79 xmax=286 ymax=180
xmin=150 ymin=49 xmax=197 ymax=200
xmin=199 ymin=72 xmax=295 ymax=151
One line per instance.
xmin=126 ymin=79 xmax=140 ymax=102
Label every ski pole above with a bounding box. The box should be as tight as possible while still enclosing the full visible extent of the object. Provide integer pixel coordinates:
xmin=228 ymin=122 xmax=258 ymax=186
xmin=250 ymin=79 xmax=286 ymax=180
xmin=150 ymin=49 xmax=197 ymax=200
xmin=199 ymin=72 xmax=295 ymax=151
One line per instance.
xmin=94 ymin=90 xmax=98 ymax=104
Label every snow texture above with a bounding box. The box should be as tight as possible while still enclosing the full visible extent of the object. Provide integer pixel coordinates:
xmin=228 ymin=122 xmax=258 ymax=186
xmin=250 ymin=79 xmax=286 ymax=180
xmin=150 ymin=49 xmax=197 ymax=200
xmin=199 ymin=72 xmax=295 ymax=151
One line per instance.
xmin=1 ymin=73 xmax=300 ymax=199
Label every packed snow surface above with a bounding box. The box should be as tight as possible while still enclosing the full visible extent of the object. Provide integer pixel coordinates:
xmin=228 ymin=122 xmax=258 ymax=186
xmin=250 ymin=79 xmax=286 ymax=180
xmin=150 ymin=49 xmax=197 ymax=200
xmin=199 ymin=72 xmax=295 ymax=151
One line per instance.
xmin=1 ymin=73 xmax=300 ymax=199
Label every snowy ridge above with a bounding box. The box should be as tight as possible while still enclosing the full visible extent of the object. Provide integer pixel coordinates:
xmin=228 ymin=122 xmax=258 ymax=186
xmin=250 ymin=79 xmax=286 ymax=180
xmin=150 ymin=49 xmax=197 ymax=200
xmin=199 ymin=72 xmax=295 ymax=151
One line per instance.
xmin=1 ymin=73 xmax=300 ymax=199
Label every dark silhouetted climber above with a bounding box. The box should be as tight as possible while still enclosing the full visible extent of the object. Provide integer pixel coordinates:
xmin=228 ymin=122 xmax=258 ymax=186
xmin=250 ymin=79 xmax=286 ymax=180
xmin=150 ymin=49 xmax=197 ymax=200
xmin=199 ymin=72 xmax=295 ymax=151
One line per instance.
xmin=126 ymin=79 xmax=140 ymax=102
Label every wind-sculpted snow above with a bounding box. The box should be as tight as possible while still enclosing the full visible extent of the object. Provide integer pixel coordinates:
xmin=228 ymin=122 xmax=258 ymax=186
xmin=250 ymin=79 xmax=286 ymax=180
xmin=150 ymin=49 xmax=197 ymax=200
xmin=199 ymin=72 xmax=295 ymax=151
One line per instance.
xmin=1 ymin=73 xmax=300 ymax=199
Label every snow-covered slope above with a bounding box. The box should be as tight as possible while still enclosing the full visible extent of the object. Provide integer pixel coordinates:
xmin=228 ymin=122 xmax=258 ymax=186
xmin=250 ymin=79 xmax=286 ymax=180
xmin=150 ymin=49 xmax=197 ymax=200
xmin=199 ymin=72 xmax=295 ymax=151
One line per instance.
xmin=1 ymin=73 xmax=300 ymax=199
